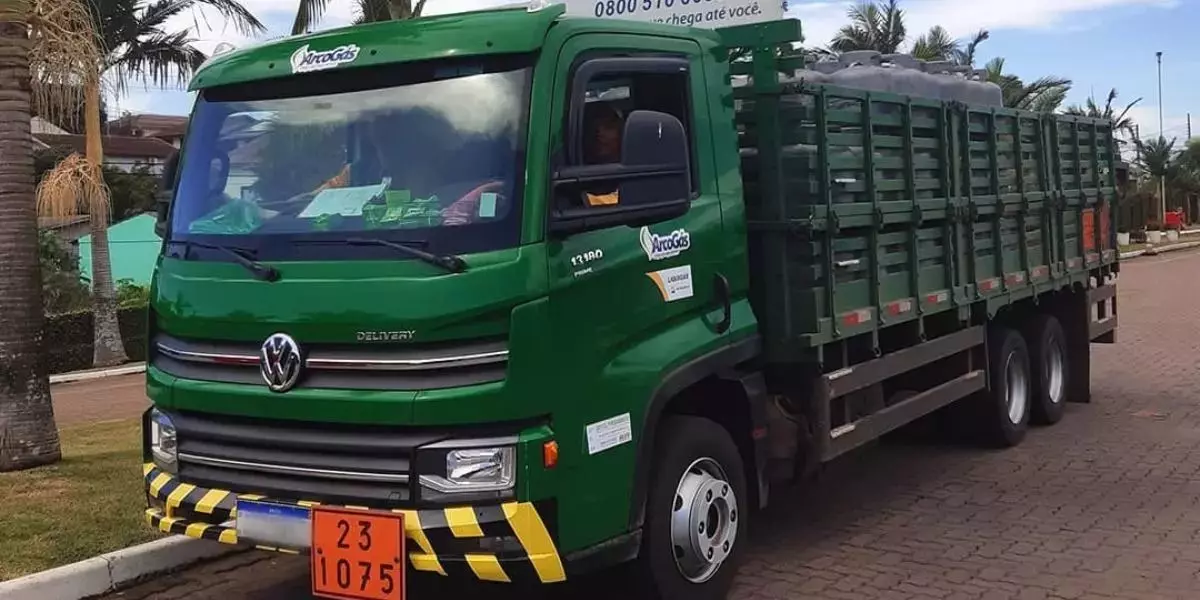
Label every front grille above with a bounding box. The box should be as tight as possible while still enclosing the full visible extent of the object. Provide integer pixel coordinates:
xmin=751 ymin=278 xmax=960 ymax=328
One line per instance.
xmin=172 ymin=410 xmax=455 ymax=506
xmin=152 ymin=333 xmax=507 ymax=391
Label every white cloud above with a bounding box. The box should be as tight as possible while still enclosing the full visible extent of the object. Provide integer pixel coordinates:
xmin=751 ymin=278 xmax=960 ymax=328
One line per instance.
xmin=789 ymin=0 xmax=1178 ymax=47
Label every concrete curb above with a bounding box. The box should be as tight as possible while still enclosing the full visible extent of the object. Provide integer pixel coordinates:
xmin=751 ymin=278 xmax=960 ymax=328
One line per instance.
xmin=49 ymin=363 xmax=146 ymax=386
xmin=0 ymin=535 xmax=246 ymax=600
xmin=1145 ymin=240 xmax=1200 ymax=256
xmin=1118 ymin=239 xmax=1200 ymax=261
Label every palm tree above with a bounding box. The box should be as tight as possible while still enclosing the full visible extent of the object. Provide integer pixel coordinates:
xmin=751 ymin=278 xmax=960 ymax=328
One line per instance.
xmin=1063 ymin=88 xmax=1141 ymax=139
xmin=952 ymin=29 xmax=989 ymax=67
xmin=984 ymin=57 xmax=1071 ymax=113
xmin=1134 ymin=136 xmax=1175 ymax=181
xmin=830 ymin=1 xmax=987 ymax=65
xmin=38 ymin=0 xmax=264 ymax=368
xmin=93 ymin=0 xmax=264 ymax=89
xmin=831 ymin=0 xmax=907 ymax=55
xmin=1136 ymin=136 xmax=1176 ymax=221
xmin=909 ymin=26 xmax=954 ymax=62
xmin=0 ymin=0 xmax=105 ymax=471
xmin=292 ymin=0 xmax=426 ymax=35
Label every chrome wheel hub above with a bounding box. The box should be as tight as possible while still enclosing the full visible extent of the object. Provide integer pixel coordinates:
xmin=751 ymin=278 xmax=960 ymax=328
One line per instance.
xmin=670 ymin=457 xmax=738 ymax=583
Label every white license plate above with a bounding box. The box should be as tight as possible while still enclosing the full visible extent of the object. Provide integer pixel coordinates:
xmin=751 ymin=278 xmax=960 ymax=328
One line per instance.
xmin=236 ymin=499 xmax=312 ymax=549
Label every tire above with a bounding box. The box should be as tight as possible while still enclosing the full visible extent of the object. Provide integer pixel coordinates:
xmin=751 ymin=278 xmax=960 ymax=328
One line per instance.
xmin=634 ymin=415 xmax=748 ymax=600
xmin=1024 ymin=314 xmax=1068 ymax=425
xmin=977 ymin=327 xmax=1032 ymax=447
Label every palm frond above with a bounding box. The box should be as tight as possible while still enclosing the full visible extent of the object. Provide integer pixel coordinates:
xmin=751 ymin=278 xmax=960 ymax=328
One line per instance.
xmin=188 ymin=0 xmax=264 ymax=35
xmin=291 ymin=0 xmax=330 ymax=34
xmin=953 ymin=29 xmax=988 ymax=67
xmin=110 ymin=30 xmax=205 ymax=89
xmin=831 ymin=0 xmax=905 ymax=54
xmin=911 ymin=25 xmax=955 ymax=61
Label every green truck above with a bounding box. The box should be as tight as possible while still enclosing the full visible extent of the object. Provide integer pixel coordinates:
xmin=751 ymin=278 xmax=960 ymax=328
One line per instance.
xmin=143 ymin=6 xmax=1120 ymax=599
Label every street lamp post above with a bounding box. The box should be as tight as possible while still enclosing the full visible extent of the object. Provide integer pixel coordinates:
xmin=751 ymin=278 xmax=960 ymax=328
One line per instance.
xmin=1158 ymin=51 xmax=1166 ymax=224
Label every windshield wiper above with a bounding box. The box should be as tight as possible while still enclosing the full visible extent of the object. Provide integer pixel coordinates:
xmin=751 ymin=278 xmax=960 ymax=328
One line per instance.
xmin=343 ymin=237 xmax=468 ymax=274
xmin=171 ymin=240 xmax=281 ymax=282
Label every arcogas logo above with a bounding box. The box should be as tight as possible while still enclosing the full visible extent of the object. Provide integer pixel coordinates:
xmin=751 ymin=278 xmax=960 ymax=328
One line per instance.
xmin=290 ymin=44 xmax=361 ymax=74
xmin=639 ymin=226 xmax=691 ymax=261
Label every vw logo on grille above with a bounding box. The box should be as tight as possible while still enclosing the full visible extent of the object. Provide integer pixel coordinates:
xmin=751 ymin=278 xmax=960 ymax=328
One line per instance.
xmin=260 ymin=333 xmax=304 ymax=393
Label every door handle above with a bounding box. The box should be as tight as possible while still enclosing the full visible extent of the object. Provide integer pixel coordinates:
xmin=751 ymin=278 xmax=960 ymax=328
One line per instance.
xmin=713 ymin=273 xmax=731 ymax=334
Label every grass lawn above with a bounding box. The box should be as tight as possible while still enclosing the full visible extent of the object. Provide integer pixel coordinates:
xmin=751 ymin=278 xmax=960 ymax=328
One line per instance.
xmin=0 ymin=418 xmax=158 ymax=581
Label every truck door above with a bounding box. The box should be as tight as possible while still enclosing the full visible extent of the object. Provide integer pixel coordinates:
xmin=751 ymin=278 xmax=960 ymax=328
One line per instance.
xmin=544 ymin=34 xmax=730 ymax=546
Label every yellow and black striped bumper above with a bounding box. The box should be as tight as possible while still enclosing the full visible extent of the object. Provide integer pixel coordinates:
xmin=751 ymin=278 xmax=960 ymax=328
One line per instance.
xmin=143 ymin=463 xmax=566 ymax=584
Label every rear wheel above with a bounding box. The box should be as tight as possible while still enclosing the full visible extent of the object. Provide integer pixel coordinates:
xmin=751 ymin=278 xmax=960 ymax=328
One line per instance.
xmin=636 ymin=416 xmax=747 ymax=600
xmin=975 ymin=327 xmax=1031 ymax=447
xmin=1025 ymin=314 xmax=1069 ymax=425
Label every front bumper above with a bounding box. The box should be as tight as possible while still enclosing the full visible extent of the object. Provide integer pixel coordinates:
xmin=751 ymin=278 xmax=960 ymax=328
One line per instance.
xmin=143 ymin=463 xmax=566 ymax=584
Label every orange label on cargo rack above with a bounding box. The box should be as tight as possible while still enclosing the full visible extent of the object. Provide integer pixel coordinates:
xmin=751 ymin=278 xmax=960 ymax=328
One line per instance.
xmin=311 ymin=507 xmax=405 ymax=600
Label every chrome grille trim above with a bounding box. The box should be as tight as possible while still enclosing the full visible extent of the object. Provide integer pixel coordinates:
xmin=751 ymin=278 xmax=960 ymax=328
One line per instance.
xmin=155 ymin=339 xmax=508 ymax=371
xmin=178 ymin=452 xmax=411 ymax=483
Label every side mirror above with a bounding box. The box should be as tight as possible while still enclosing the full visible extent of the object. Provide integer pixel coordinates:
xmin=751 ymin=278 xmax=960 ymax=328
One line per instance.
xmin=550 ymin=110 xmax=691 ymax=237
xmin=155 ymin=151 xmax=179 ymax=239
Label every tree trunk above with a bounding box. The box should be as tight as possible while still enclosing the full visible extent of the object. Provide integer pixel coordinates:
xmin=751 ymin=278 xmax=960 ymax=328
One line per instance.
xmin=0 ymin=21 xmax=61 ymax=471
xmin=84 ymin=80 xmax=127 ymax=367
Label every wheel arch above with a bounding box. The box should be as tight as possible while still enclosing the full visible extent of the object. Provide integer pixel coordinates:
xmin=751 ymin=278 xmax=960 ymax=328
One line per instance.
xmin=627 ymin=334 xmax=768 ymax=532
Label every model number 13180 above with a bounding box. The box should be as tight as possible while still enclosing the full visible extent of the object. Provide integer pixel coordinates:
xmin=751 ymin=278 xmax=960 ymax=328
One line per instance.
xmin=571 ymin=249 xmax=604 ymax=267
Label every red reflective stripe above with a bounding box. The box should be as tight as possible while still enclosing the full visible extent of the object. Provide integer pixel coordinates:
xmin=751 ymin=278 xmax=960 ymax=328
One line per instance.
xmin=842 ymin=309 xmax=872 ymax=326
xmin=887 ymin=299 xmax=913 ymax=316
xmin=925 ymin=290 xmax=949 ymax=305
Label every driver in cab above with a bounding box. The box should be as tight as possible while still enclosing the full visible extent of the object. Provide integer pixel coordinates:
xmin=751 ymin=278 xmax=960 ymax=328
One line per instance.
xmin=581 ymin=101 xmax=623 ymax=207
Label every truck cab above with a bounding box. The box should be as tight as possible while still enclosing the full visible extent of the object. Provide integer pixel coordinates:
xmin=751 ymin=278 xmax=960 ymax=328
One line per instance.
xmin=146 ymin=5 xmax=760 ymax=599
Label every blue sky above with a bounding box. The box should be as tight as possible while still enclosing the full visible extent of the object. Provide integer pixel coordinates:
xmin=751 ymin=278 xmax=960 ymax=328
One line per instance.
xmin=123 ymin=0 xmax=1191 ymax=142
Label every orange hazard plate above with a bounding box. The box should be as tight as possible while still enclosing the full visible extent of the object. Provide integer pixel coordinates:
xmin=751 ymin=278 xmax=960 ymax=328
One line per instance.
xmin=311 ymin=507 xmax=405 ymax=600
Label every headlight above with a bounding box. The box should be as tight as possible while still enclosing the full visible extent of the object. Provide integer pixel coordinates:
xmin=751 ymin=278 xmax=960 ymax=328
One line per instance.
xmin=149 ymin=409 xmax=178 ymax=472
xmin=419 ymin=446 xmax=515 ymax=493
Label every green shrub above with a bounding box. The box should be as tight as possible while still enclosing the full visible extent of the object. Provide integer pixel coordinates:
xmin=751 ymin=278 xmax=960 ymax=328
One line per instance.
xmin=43 ymin=307 xmax=148 ymax=374
xmin=115 ymin=279 xmax=150 ymax=309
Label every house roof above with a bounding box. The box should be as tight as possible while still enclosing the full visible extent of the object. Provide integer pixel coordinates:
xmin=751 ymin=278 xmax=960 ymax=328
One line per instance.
xmin=36 ymin=133 xmax=177 ymax=160
xmin=108 ymin=114 xmax=188 ymax=138
xmin=32 ymin=117 xmax=68 ymax=135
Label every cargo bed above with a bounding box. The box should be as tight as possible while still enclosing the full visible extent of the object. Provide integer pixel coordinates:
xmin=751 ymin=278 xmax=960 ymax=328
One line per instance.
xmin=720 ymin=21 xmax=1119 ymax=364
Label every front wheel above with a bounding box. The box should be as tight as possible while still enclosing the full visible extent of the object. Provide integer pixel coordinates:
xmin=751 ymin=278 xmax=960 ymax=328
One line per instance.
xmin=636 ymin=416 xmax=747 ymax=600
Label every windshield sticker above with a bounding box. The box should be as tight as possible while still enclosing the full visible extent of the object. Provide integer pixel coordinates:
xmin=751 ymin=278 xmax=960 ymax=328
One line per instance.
xmin=647 ymin=265 xmax=694 ymax=302
xmin=298 ymin=179 xmax=389 ymax=218
xmin=586 ymin=413 xmax=633 ymax=455
xmin=478 ymin=192 xmax=498 ymax=218
xmin=290 ymin=44 xmax=362 ymax=74
xmin=640 ymin=226 xmax=691 ymax=261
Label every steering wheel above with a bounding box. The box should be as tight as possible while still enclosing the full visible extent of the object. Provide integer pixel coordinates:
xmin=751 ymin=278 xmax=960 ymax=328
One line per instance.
xmin=445 ymin=180 xmax=506 ymax=212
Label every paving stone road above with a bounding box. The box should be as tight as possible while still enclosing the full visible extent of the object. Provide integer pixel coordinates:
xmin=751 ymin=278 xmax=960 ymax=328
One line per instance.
xmin=103 ymin=249 xmax=1200 ymax=600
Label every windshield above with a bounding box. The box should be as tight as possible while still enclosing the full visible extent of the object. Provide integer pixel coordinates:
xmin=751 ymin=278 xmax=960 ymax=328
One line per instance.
xmin=168 ymin=55 xmax=531 ymax=261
